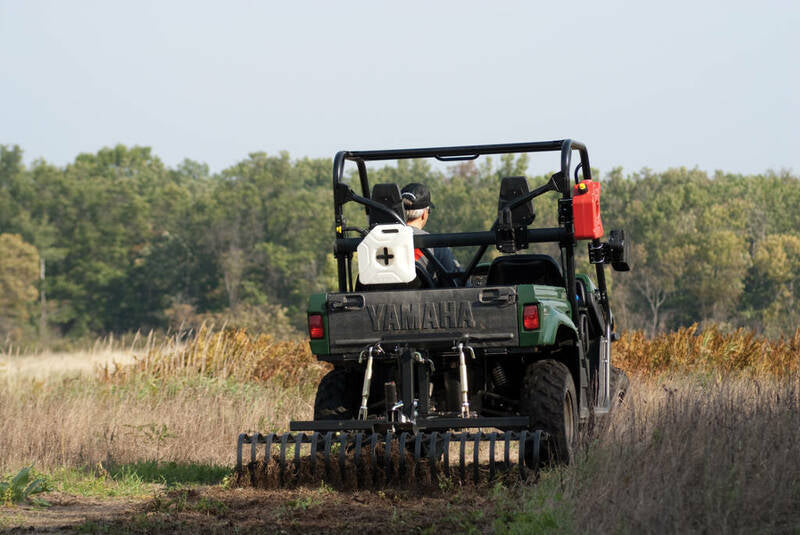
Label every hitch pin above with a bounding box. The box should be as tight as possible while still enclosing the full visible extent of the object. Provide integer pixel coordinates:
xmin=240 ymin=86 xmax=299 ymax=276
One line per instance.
xmin=358 ymin=346 xmax=377 ymax=420
xmin=455 ymin=342 xmax=475 ymax=418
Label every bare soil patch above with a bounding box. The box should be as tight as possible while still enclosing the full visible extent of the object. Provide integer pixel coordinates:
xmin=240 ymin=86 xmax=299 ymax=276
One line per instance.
xmin=1 ymin=486 xmax=493 ymax=534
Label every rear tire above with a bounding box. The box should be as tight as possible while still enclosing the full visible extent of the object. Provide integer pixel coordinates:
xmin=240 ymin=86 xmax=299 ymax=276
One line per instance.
xmin=520 ymin=359 xmax=578 ymax=465
xmin=314 ymin=368 xmax=360 ymax=420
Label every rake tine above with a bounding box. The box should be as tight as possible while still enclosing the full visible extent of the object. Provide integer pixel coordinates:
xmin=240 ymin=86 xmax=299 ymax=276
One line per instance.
xmin=518 ymin=430 xmax=527 ymax=480
xmin=251 ymin=433 xmax=261 ymax=466
xmin=442 ymin=433 xmax=451 ymax=478
xmin=294 ymin=433 xmax=305 ymax=480
xmin=459 ymin=433 xmax=467 ymax=482
xmin=264 ymin=433 xmax=275 ymax=468
xmin=236 ymin=433 xmax=247 ymax=472
xmin=310 ymin=432 xmax=319 ymax=477
xmin=428 ymin=432 xmax=439 ymax=480
xmin=385 ymin=431 xmax=394 ymax=482
xmin=279 ymin=434 xmax=290 ymax=483
xmin=488 ymin=432 xmax=497 ymax=482
xmin=324 ymin=432 xmax=333 ymax=480
xmin=504 ymin=432 xmax=512 ymax=473
xmin=354 ymin=432 xmax=363 ymax=467
xmin=370 ymin=433 xmax=378 ymax=476
xmin=354 ymin=433 xmax=364 ymax=487
xmin=398 ymin=432 xmax=410 ymax=478
xmin=414 ymin=433 xmax=423 ymax=461
xmin=338 ymin=433 xmax=348 ymax=476
xmin=473 ymin=432 xmax=481 ymax=483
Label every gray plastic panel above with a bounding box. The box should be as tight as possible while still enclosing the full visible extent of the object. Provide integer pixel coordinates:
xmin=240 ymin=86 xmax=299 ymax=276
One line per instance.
xmin=327 ymin=287 xmax=519 ymax=352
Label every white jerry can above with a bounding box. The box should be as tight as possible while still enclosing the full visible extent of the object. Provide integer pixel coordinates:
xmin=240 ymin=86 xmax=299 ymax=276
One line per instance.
xmin=356 ymin=224 xmax=416 ymax=284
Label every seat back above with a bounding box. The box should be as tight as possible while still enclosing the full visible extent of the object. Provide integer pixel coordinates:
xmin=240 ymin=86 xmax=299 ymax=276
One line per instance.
xmin=369 ymin=183 xmax=406 ymax=226
xmin=485 ymin=254 xmax=564 ymax=287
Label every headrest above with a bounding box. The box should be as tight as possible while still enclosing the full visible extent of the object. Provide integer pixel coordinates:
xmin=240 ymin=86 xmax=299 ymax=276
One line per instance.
xmin=369 ymin=183 xmax=406 ymax=227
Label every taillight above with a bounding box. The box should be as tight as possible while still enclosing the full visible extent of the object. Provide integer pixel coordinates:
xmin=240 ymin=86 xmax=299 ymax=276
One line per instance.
xmin=308 ymin=314 xmax=324 ymax=339
xmin=523 ymin=304 xmax=539 ymax=330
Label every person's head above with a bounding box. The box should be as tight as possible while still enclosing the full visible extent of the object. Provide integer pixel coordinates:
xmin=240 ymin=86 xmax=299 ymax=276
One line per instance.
xmin=401 ymin=183 xmax=435 ymax=228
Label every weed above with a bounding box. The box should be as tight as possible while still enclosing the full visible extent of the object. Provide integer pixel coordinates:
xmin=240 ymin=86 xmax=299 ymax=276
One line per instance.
xmin=1 ymin=466 xmax=50 ymax=506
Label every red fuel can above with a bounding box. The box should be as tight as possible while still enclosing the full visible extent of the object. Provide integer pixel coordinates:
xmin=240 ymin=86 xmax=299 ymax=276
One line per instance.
xmin=572 ymin=180 xmax=603 ymax=240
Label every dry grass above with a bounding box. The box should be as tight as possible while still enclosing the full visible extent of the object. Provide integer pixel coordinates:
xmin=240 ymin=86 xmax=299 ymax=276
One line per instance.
xmin=615 ymin=324 xmax=800 ymax=377
xmin=0 ymin=375 xmax=316 ymax=473
xmin=0 ymin=328 xmax=329 ymax=473
xmin=564 ymin=373 xmax=800 ymax=533
xmin=105 ymin=326 xmax=329 ymax=388
xmin=0 ymin=349 xmax=135 ymax=381
xmin=2 ymin=326 xmax=799 ymax=532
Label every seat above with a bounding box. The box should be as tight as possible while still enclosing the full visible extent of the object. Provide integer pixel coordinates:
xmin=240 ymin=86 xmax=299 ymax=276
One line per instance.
xmin=485 ymin=254 xmax=564 ymax=287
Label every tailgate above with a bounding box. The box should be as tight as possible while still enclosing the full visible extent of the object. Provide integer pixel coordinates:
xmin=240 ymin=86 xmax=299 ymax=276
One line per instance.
xmin=326 ymin=287 xmax=519 ymax=352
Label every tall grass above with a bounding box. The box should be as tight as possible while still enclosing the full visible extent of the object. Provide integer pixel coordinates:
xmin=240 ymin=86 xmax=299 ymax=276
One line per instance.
xmin=104 ymin=326 xmax=329 ymax=387
xmin=615 ymin=324 xmax=800 ymax=377
xmin=2 ymin=325 xmax=799 ymax=532
xmin=564 ymin=374 xmax=800 ymax=533
xmin=0 ymin=327 xmax=329 ymax=473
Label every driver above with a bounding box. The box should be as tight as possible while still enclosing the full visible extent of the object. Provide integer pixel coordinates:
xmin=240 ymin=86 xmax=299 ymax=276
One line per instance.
xmin=401 ymin=183 xmax=461 ymax=285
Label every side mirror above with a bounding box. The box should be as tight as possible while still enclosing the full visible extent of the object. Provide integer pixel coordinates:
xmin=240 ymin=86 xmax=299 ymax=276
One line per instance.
xmin=608 ymin=230 xmax=630 ymax=272
xmin=588 ymin=229 xmax=631 ymax=271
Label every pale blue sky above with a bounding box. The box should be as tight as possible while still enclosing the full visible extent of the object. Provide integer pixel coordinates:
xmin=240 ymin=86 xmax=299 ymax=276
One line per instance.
xmin=1 ymin=0 xmax=797 ymax=175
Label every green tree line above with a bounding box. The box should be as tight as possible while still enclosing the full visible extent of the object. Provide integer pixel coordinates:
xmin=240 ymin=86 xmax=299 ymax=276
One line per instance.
xmin=1 ymin=144 xmax=797 ymax=342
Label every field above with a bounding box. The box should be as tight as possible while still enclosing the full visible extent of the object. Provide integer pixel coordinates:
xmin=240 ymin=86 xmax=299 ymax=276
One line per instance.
xmin=1 ymin=327 xmax=799 ymax=534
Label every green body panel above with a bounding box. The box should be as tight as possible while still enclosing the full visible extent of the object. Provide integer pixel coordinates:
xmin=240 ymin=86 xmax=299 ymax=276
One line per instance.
xmin=307 ymin=292 xmax=330 ymax=355
xmin=516 ymin=284 xmax=577 ymax=347
xmin=576 ymin=273 xmax=597 ymax=293
xmin=307 ymin=273 xmax=592 ymax=354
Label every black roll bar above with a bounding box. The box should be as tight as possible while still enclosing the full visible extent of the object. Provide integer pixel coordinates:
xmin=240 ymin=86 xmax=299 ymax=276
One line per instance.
xmin=330 ymin=139 xmax=596 ymax=330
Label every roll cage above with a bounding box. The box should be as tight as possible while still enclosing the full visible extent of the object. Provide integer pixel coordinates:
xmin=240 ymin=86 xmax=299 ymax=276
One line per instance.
xmin=329 ymin=139 xmax=611 ymax=337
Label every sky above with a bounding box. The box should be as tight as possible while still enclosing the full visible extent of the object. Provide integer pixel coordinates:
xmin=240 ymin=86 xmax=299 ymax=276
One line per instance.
xmin=1 ymin=0 xmax=798 ymax=177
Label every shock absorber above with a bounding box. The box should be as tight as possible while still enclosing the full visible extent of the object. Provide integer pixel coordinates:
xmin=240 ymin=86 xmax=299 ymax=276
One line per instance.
xmin=454 ymin=342 xmax=476 ymax=418
xmin=358 ymin=345 xmax=381 ymax=420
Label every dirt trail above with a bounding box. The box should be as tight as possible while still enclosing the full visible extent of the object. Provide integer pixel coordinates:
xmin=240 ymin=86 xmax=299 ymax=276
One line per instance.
xmin=1 ymin=486 xmax=495 ymax=534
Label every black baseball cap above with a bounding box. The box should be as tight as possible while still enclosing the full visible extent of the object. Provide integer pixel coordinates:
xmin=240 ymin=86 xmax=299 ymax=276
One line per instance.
xmin=401 ymin=183 xmax=435 ymax=210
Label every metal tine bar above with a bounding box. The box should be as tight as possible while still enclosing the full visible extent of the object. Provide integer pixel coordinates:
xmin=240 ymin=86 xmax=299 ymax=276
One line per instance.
xmin=339 ymin=433 xmax=348 ymax=477
xmin=504 ymin=432 xmax=512 ymax=473
xmin=370 ymin=433 xmax=378 ymax=476
xmin=294 ymin=433 xmax=306 ymax=478
xmin=310 ymin=432 xmax=319 ymax=477
xmin=398 ymin=432 xmax=409 ymax=478
xmin=279 ymin=434 xmax=290 ymax=483
xmin=414 ymin=434 xmax=423 ymax=461
xmin=519 ymin=431 xmax=527 ymax=480
xmin=324 ymin=432 xmax=333 ymax=481
xmin=249 ymin=433 xmax=260 ymax=486
xmin=473 ymin=432 xmax=481 ymax=483
xmin=236 ymin=433 xmax=247 ymax=472
xmin=459 ymin=434 xmax=467 ymax=482
xmin=265 ymin=433 xmax=275 ymax=469
xmin=354 ymin=433 xmax=363 ymax=469
xmin=428 ymin=432 xmax=439 ymax=480
xmin=442 ymin=433 xmax=451 ymax=478
xmin=488 ymin=433 xmax=497 ymax=482
xmin=385 ymin=431 xmax=393 ymax=483
xmin=251 ymin=432 xmax=261 ymax=465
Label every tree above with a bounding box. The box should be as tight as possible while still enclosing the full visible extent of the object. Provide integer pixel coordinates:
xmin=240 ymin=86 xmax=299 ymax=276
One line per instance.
xmin=0 ymin=234 xmax=40 ymax=340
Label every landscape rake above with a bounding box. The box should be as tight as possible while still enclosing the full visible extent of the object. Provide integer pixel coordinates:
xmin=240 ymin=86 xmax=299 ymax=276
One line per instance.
xmin=235 ymin=429 xmax=548 ymax=489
